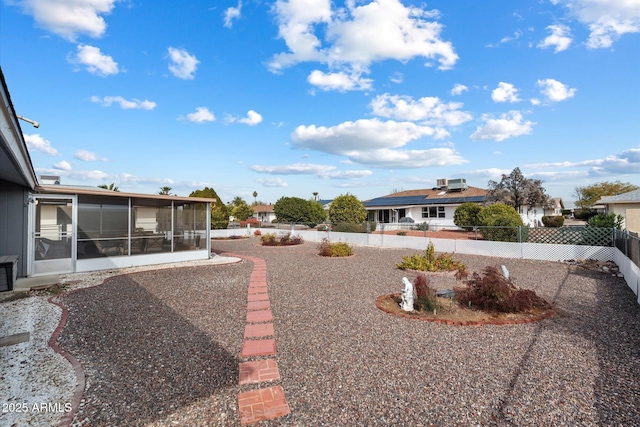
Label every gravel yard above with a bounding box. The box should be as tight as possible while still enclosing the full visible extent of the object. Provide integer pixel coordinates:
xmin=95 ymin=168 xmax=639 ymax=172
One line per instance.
xmin=5 ymin=238 xmax=640 ymax=426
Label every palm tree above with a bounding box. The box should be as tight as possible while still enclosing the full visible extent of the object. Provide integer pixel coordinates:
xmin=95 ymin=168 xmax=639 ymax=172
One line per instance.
xmin=158 ymin=186 xmax=173 ymax=195
xmin=98 ymin=183 xmax=119 ymax=192
xmin=313 ymin=192 xmax=319 ymax=201
xmin=253 ymin=191 xmax=258 ymax=205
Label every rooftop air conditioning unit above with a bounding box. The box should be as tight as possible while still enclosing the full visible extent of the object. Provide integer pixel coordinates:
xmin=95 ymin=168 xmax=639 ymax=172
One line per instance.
xmin=447 ymin=178 xmax=468 ymax=191
xmin=40 ymin=175 xmax=61 ymax=185
xmin=436 ymin=178 xmax=448 ymax=188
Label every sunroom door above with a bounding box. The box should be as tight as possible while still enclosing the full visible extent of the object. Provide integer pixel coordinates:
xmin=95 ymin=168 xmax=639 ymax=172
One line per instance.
xmin=31 ymin=196 xmax=76 ymax=275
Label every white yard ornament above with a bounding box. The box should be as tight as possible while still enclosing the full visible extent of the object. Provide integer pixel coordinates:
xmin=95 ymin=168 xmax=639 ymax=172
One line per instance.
xmin=400 ymin=277 xmax=414 ymax=311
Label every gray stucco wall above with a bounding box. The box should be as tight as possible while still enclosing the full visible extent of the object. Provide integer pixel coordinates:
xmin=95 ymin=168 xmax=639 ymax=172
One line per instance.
xmin=0 ymin=179 xmax=29 ymax=277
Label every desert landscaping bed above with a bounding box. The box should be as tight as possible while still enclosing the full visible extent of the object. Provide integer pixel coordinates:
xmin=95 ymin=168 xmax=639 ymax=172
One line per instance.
xmin=7 ymin=239 xmax=639 ymax=426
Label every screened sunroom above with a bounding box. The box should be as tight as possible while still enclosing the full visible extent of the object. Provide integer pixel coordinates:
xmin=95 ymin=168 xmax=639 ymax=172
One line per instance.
xmin=29 ymin=185 xmax=215 ymax=276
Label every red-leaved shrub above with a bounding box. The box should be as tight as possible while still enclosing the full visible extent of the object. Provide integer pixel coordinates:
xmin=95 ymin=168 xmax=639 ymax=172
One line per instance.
xmin=454 ymin=266 xmax=548 ymax=313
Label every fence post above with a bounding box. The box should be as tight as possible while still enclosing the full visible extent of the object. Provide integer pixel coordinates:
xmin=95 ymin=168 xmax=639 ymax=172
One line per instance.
xmin=380 ymin=223 xmax=385 ymax=248
xmin=366 ymin=221 xmax=371 ymax=246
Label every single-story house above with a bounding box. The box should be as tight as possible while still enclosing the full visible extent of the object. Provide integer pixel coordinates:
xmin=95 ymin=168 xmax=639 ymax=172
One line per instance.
xmin=363 ymin=179 xmax=486 ymax=230
xmin=252 ymin=204 xmax=276 ymax=223
xmin=519 ymin=197 xmax=565 ymax=227
xmin=594 ymin=189 xmax=640 ymax=233
xmin=0 ymin=68 xmax=216 ymax=288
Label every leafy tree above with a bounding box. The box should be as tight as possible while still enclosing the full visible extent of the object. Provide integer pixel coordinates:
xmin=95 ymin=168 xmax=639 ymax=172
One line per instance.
xmin=98 ymin=183 xmax=119 ymax=192
xmin=189 ymin=187 xmax=228 ymax=229
xmin=273 ymin=196 xmax=326 ymax=226
xmin=328 ymin=194 xmax=367 ymax=224
xmin=227 ymin=197 xmax=254 ymax=221
xmin=478 ymin=203 xmax=526 ymax=242
xmin=453 ymin=202 xmax=482 ymax=230
xmin=574 ymin=181 xmax=639 ymax=210
xmin=587 ymin=213 xmax=624 ymax=230
xmin=486 ymin=167 xmax=550 ymax=213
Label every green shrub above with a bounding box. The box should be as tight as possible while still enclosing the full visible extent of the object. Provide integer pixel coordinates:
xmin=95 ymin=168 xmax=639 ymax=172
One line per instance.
xmin=573 ymin=209 xmax=597 ymax=220
xmin=397 ymin=242 xmax=466 ymax=273
xmin=328 ymin=194 xmax=367 ymax=224
xmin=396 ymin=231 xmax=407 ymax=236
xmin=453 ymin=265 xmax=548 ymax=313
xmin=541 ymin=216 xmax=564 ymax=227
xmin=260 ymin=232 xmax=304 ymax=246
xmin=331 ymin=222 xmax=377 ymax=233
xmin=273 ymin=196 xmax=326 ymax=227
xmin=454 ymin=202 xmax=482 ymax=231
xmin=415 ymin=222 xmax=429 ymax=231
xmin=317 ymin=239 xmax=353 ymax=257
xmin=587 ymin=213 xmax=623 ymax=230
xmin=478 ymin=203 xmax=526 ymax=242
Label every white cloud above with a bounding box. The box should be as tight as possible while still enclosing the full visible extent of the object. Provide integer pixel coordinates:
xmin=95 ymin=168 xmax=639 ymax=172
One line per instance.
xmin=69 ymin=45 xmax=118 ymax=76
xmin=269 ymin=0 xmax=458 ymax=85
xmin=251 ymin=162 xmax=372 ymax=179
xmin=341 ymin=147 xmax=467 ymax=168
xmin=225 ymin=110 xmax=263 ymax=126
xmin=75 ymin=149 xmax=107 ymax=161
xmin=538 ymin=24 xmax=573 ymax=52
xmin=91 ymin=96 xmax=157 ymax=110
xmin=470 ymin=111 xmax=535 ymax=142
xmin=184 ymin=107 xmax=215 ymax=123
xmin=53 ymin=160 xmax=72 ymax=171
xmin=389 ymin=72 xmax=403 ymax=84
xmin=292 ymin=118 xmax=435 ymax=154
xmin=556 ymin=0 xmax=640 ymax=48
xmin=238 ymin=110 xmax=263 ymax=126
xmin=256 ymin=177 xmax=288 ymax=187
xmin=370 ymin=93 xmax=472 ymax=127
xmin=24 ymin=134 xmax=59 ymax=156
xmin=224 ymin=1 xmax=242 ymax=28
xmin=527 ymin=147 xmax=640 ymax=175
xmin=536 ymin=78 xmax=577 ymax=102
xmin=491 ymin=82 xmax=521 ymax=103
xmin=10 ymin=0 xmax=117 ymax=41
xmin=167 ymin=47 xmax=199 ymax=79
xmin=289 ymin=118 xmax=467 ymax=168
xmin=307 ymin=70 xmax=373 ymax=91
xmin=451 ymin=84 xmax=468 ymax=96
xmin=500 ymin=30 xmax=523 ymax=44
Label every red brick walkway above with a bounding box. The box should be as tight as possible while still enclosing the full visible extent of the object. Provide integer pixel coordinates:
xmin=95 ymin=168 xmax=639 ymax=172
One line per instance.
xmin=226 ymin=254 xmax=291 ymax=425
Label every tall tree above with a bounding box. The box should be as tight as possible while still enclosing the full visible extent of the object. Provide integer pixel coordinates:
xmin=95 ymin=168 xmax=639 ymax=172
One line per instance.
xmin=486 ymin=167 xmax=550 ymax=213
xmin=312 ymin=191 xmax=319 ymax=201
xmin=273 ymin=196 xmax=325 ymax=226
xmin=227 ymin=197 xmax=254 ymax=221
xmin=98 ymin=183 xmax=119 ymax=192
xmin=574 ymin=181 xmax=639 ymax=210
xmin=328 ymin=194 xmax=367 ymax=224
xmin=189 ymin=186 xmax=228 ymax=229
xmin=252 ymin=191 xmax=258 ymax=205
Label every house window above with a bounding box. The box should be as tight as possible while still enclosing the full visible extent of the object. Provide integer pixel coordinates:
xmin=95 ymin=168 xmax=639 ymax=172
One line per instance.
xmin=421 ymin=206 xmax=445 ymax=218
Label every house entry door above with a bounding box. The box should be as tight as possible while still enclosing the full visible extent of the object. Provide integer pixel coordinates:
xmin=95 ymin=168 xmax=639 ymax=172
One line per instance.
xmin=31 ymin=196 xmax=76 ymax=276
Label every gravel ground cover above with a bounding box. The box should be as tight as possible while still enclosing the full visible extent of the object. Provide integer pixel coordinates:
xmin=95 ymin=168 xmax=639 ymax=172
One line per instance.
xmin=54 ymin=238 xmax=640 ymax=426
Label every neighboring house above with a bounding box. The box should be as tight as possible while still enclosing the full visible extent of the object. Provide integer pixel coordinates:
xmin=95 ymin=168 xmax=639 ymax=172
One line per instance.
xmin=318 ymin=199 xmax=333 ymax=213
xmin=594 ymin=189 xmax=640 ymax=233
xmin=0 ymin=68 xmax=216 ymax=287
xmin=363 ymin=179 xmax=486 ymax=230
xmin=520 ymin=198 xmax=564 ymax=227
xmin=252 ymin=204 xmax=276 ymax=223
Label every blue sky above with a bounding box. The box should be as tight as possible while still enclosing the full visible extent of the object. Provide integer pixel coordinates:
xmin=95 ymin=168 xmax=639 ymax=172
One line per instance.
xmin=1 ymin=0 xmax=639 ymax=207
